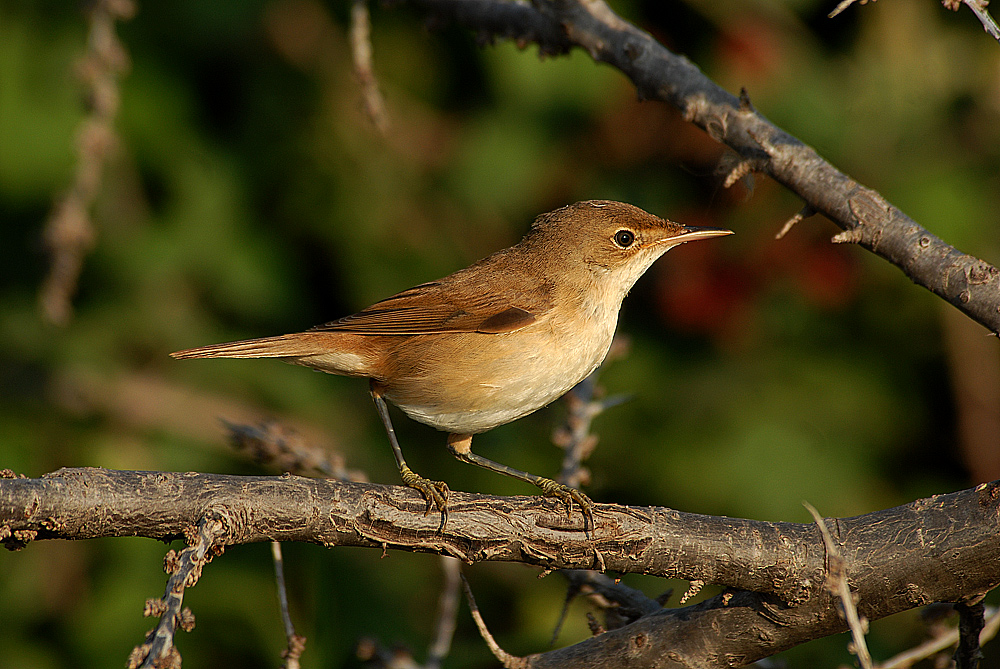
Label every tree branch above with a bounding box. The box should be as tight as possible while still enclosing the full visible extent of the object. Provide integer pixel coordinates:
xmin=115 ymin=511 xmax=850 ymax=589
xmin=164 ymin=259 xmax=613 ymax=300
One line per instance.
xmin=2 ymin=469 xmax=998 ymax=666
xmin=398 ymin=0 xmax=1000 ymax=334
xmin=39 ymin=0 xmax=135 ymax=326
xmin=128 ymin=514 xmax=223 ymax=668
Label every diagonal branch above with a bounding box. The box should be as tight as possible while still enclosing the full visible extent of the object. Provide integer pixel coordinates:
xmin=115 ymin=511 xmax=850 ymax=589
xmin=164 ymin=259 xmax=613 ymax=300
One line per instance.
xmin=128 ymin=513 xmax=226 ymax=668
xmin=399 ymin=0 xmax=1000 ymax=334
xmin=959 ymin=0 xmax=1000 ymax=42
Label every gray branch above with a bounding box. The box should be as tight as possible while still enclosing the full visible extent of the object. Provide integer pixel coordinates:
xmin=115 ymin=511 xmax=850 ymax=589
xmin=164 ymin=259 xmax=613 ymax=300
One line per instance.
xmin=2 ymin=469 xmax=999 ymax=667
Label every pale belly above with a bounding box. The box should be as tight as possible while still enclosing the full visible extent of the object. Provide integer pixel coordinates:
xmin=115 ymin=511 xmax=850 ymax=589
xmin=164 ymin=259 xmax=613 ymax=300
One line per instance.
xmin=381 ymin=318 xmax=616 ymax=434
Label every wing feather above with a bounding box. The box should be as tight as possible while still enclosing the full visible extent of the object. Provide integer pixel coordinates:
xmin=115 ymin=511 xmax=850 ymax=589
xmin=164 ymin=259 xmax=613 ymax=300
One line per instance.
xmin=310 ymin=271 xmax=550 ymax=335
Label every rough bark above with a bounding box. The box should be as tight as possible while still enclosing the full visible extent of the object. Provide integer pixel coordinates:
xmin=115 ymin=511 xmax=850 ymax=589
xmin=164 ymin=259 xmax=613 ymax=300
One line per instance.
xmin=2 ymin=469 xmax=998 ymax=666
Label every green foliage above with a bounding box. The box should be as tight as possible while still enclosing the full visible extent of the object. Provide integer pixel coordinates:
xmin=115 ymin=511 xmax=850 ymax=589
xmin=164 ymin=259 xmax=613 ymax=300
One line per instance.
xmin=1 ymin=0 xmax=998 ymax=666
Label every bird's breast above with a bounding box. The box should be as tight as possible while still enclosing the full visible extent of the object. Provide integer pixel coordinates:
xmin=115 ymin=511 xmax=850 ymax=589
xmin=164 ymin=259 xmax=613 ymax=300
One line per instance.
xmin=379 ymin=307 xmax=618 ymax=434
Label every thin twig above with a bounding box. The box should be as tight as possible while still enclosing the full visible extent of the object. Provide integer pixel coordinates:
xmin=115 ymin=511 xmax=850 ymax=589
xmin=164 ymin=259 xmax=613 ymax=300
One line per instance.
xmin=828 ymin=0 xmax=867 ymax=19
xmin=224 ymin=419 xmax=367 ymax=482
xmin=460 ymin=573 xmax=527 ymax=669
xmin=805 ymin=501 xmax=873 ymax=669
xmin=425 ymin=556 xmax=462 ymax=669
xmin=965 ymin=1 xmax=1000 ymax=41
xmin=549 ymin=577 xmax=582 ymax=647
xmin=776 ymin=205 xmax=815 ymax=240
xmin=272 ymin=541 xmax=307 ymax=669
xmin=230 ymin=420 xmax=363 ymax=669
xmin=281 ymin=635 xmax=307 ymax=669
xmin=679 ymin=579 xmax=705 ymax=605
xmin=722 ymin=157 xmax=763 ymax=189
xmin=40 ymin=0 xmax=134 ymax=326
xmin=553 ymin=336 xmax=630 ymax=488
xmin=949 ymin=0 xmax=1000 ymax=41
xmin=272 ymin=541 xmax=296 ymax=640
xmin=562 ymin=570 xmax=663 ymax=626
xmin=129 ymin=514 xmax=226 ymax=668
xmin=875 ymin=606 xmax=1000 ymax=669
xmin=831 ymin=0 xmax=999 ymax=41
xmin=350 ymin=0 xmax=390 ymax=133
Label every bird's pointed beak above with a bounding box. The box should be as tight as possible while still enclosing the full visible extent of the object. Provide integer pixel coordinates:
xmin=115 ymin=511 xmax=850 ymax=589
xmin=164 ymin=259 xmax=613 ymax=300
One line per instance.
xmin=673 ymin=225 xmax=734 ymax=243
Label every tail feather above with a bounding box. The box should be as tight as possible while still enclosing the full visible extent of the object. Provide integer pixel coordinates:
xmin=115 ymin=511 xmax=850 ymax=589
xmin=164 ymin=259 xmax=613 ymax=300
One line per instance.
xmin=170 ymin=333 xmax=331 ymax=360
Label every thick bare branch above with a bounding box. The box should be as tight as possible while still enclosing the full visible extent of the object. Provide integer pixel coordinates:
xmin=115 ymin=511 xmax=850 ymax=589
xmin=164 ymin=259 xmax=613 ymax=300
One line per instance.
xmin=1 ymin=468 xmax=998 ymax=667
xmin=2 ymin=469 xmax=997 ymax=600
xmin=399 ymin=0 xmax=1000 ymax=334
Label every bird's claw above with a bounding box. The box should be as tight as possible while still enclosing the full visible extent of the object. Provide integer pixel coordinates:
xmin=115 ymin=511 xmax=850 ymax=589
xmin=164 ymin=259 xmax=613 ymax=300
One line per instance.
xmin=536 ymin=478 xmax=594 ymax=531
xmin=399 ymin=465 xmax=450 ymax=524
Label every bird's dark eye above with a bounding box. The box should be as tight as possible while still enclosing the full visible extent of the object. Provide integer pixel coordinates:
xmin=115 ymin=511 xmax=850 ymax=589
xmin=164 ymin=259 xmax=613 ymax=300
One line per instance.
xmin=614 ymin=229 xmax=636 ymax=248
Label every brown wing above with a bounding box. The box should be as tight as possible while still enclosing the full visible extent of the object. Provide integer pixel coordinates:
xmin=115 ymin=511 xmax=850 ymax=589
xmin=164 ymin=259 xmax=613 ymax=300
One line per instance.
xmin=310 ymin=273 xmax=551 ymax=335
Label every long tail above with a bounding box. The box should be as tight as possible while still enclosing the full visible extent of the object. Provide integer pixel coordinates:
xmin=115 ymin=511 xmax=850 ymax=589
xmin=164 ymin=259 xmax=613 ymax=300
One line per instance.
xmin=171 ymin=332 xmax=378 ymax=377
xmin=171 ymin=333 xmax=335 ymax=360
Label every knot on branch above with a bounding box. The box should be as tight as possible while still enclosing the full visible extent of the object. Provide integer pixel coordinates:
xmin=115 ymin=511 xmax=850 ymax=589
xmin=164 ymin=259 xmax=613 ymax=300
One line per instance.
xmin=835 ymin=188 xmax=891 ymax=248
xmin=191 ymin=506 xmax=250 ymax=547
xmin=967 ymin=262 xmax=999 ymax=286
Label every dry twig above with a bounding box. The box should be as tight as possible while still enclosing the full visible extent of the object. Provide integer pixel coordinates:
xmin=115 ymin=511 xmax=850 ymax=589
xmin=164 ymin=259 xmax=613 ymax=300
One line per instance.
xmin=425 ymin=556 xmax=462 ymax=669
xmin=679 ymin=579 xmax=706 ymax=605
xmin=806 ymin=501 xmax=873 ymax=669
xmin=225 ymin=419 xmax=367 ymax=482
xmin=776 ymin=205 xmax=816 ymax=240
xmin=128 ymin=514 xmax=226 ymax=668
xmin=875 ymin=606 xmax=1000 ymax=669
xmin=828 ymin=0 xmax=871 ymax=19
xmin=350 ymin=0 xmax=390 ymax=133
xmin=40 ymin=0 xmax=135 ymax=326
xmin=271 ymin=541 xmax=307 ymax=669
xmin=461 ymin=573 xmax=527 ymax=669
xmin=956 ymin=0 xmax=1000 ymax=41
xmin=830 ymin=0 xmax=1000 ymax=41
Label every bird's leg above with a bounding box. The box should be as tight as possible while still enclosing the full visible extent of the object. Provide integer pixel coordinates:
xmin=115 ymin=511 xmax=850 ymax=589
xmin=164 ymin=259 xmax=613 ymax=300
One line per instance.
xmin=370 ymin=381 xmax=449 ymax=523
xmin=446 ymin=433 xmax=594 ymax=530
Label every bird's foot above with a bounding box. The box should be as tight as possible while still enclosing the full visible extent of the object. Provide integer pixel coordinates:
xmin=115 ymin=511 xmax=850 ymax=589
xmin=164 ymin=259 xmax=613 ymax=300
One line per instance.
xmin=399 ymin=464 xmax=450 ymax=522
xmin=535 ymin=478 xmax=594 ymax=531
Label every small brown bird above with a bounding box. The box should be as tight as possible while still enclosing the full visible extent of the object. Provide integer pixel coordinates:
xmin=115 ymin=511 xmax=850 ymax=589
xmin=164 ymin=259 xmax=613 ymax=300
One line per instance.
xmin=172 ymin=201 xmax=731 ymax=524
